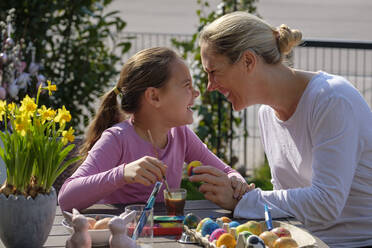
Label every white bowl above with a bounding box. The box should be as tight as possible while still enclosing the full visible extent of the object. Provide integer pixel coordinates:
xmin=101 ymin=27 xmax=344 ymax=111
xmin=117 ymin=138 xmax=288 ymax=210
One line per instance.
xmin=62 ymin=213 xmax=115 ymax=247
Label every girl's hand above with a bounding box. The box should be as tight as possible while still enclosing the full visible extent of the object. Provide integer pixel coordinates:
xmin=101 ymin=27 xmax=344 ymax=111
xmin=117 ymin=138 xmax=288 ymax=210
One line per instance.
xmin=123 ymin=156 xmax=167 ymax=186
xmin=230 ymin=175 xmax=255 ymax=200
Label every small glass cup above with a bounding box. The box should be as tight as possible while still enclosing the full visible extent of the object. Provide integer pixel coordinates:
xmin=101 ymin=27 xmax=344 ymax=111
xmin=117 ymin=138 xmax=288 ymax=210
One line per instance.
xmin=163 ymin=188 xmax=187 ymax=216
xmin=125 ymin=204 xmax=153 ymax=246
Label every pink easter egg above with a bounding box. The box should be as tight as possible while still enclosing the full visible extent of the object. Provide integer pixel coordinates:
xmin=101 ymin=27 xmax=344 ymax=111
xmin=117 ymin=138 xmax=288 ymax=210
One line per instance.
xmin=209 ymin=228 xmax=226 ymax=242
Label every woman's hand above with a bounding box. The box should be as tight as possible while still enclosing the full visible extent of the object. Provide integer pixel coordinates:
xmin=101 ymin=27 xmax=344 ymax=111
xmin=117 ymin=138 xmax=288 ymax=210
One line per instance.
xmin=123 ymin=156 xmax=167 ymax=186
xmin=230 ymin=176 xmax=255 ymax=200
xmin=189 ymin=165 xmax=238 ymax=210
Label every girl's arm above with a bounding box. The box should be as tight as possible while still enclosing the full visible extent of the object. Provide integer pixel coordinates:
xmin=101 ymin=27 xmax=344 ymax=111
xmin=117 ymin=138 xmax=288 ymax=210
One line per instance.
xmin=58 ymin=129 xmax=166 ymax=211
xmin=58 ymin=130 xmax=126 ymax=211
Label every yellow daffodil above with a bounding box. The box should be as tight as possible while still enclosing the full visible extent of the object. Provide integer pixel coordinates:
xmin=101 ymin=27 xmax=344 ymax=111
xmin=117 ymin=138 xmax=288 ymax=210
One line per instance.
xmin=62 ymin=127 xmax=75 ymax=145
xmin=14 ymin=113 xmax=30 ymax=136
xmin=54 ymin=105 xmax=71 ymax=125
xmin=0 ymin=100 xmax=6 ymax=121
xmin=45 ymin=80 xmax=57 ymax=96
xmin=0 ymin=76 xmax=80 ymax=198
xmin=19 ymin=95 xmax=37 ymax=116
xmin=38 ymin=105 xmax=56 ymax=123
xmin=7 ymin=102 xmax=16 ymax=113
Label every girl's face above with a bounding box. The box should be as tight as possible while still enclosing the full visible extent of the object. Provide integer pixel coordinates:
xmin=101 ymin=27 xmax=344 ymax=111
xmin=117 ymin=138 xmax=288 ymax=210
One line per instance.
xmin=200 ymin=42 xmax=255 ymax=111
xmin=158 ymin=58 xmax=199 ymax=127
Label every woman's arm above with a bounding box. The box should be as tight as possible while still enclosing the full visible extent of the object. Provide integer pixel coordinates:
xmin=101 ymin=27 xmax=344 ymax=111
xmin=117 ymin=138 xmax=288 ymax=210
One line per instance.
xmin=235 ymin=96 xmax=360 ymax=225
xmin=184 ymin=126 xmax=250 ymax=198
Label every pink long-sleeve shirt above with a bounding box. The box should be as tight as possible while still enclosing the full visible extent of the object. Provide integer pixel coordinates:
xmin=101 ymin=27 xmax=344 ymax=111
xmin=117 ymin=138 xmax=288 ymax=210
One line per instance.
xmin=58 ymin=120 xmax=243 ymax=211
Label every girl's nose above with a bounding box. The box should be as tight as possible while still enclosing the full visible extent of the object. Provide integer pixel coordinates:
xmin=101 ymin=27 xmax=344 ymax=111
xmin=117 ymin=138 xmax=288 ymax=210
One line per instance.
xmin=193 ymin=88 xmax=200 ymax=98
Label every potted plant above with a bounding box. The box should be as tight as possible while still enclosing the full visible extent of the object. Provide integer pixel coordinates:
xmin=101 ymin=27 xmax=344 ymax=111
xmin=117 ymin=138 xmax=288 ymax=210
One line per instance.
xmin=0 ymin=82 xmax=80 ymax=247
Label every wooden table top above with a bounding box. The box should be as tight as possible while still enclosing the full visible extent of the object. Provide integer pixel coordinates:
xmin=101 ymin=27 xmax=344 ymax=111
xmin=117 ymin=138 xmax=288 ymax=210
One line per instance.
xmin=0 ymin=200 xmax=328 ymax=247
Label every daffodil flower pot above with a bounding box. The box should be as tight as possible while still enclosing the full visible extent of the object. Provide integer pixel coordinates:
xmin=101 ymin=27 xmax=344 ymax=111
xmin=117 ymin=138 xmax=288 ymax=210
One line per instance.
xmin=0 ymin=187 xmax=57 ymax=248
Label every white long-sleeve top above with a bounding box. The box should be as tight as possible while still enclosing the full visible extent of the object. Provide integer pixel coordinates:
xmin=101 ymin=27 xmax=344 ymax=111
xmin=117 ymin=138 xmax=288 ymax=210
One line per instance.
xmin=234 ymin=71 xmax=372 ymax=248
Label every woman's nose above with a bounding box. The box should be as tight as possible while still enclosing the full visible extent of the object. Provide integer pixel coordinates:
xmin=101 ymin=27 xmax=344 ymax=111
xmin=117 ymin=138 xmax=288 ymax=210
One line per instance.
xmin=206 ymin=73 xmax=217 ymax=91
xmin=207 ymin=80 xmax=215 ymax=92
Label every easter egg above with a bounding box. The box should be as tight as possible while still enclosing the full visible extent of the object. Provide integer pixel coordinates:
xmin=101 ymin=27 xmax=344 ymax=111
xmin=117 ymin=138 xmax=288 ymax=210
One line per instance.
xmin=201 ymin=219 xmax=220 ymax=237
xmin=187 ymin=160 xmax=202 ymax=176
xmin=196 ymin=217 xmax=211 ymax=232
xmin=271 ymin=227 xmax=291 ymax=238
xmin=259 ymin=231 xmax=279 ymax=248
xmin=273 ymin=237 xmax=299 ymax=248
xmin=246 ymin=235 xmax=265 ymax=248
xmin=216 ymin=233 xmax=236 ymax=248
xmin=244 ymin=220 xmax=263 ymax=235
xmin=86 ymin=217 xmax=97 ymax=229
xmin=228 ymin=221 xmax=240 ymax=228
xmin=183 ymin=213 xmax=201 ymax=229
xmin=239 ymin=230 xmax=253 ymax=240
xmin=236 ymin=224 xmax=252 ymax=236
xmin=209 ymin=228 xmax=226 ymax=242
xmin=219 ymin=216 xmax=232 ymax=223
xmin=93 ymin=217 xmax=111 ymax=229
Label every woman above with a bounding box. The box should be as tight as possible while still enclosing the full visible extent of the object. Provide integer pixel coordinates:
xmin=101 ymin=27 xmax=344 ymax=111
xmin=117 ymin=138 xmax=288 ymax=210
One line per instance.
xmin=189 ymin=11 xmax=372 ymax=248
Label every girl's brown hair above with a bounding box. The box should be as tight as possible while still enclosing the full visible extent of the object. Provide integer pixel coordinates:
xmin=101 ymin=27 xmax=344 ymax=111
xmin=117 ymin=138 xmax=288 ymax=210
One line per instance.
xmin=79 ymin=47 xmax=179 ymax=160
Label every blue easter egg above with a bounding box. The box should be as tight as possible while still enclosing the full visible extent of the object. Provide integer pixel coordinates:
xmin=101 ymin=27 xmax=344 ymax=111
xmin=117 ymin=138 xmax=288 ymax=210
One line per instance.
xmin=183 ymin=213 xmax=201 ymax=229
xmin=201 ymin=220 xmax=220 ymax=237
xmin=228 ymin=221 xmax=241 ymax=228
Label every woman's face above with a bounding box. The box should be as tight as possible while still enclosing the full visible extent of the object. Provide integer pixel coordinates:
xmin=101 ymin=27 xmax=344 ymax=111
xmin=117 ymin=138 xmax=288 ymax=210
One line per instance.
xmin=158 ymin=58 xmax=200 ymax=127
xmin=200 ymin=42 xmax=256 ymax=111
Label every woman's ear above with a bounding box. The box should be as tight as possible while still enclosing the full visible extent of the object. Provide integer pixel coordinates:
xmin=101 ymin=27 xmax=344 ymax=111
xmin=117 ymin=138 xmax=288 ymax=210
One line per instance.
xmin=243 ymin=49 xmax=257 ymax=73
xmin=144 ymin=87 xmax=161 ymax=107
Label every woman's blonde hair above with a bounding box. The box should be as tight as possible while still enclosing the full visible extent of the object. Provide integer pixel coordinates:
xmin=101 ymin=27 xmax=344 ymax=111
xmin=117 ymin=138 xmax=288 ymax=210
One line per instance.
xmin=199 ymin=11 xmax=302 ymax=64
xmin=79 ymin=47 xmax=179 ymax=160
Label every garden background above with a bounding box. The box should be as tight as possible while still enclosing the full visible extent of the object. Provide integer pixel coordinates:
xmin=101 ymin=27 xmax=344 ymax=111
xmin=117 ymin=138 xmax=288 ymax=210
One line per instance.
xmin=1 ymin=0 xmax=372 ymax=199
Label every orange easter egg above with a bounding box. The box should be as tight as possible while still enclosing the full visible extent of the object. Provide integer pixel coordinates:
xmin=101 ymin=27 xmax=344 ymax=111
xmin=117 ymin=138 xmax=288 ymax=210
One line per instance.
xmin=216 ymin=233 xmax=236 ymax=248
xmin=259 ymin=231 xmax=279 ymax=248
xmin=273 ymin=237 xmax=299 ymax=248
xmin=219 ymin=216 xmax=232 ymax=223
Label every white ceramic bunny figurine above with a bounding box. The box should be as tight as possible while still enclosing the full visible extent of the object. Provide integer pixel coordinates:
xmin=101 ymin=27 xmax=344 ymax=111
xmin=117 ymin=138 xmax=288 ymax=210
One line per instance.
xmin=66 ymin=208 xmax=92 ymax=248
xmin=109 ymin=210 xmax=139 ymax=248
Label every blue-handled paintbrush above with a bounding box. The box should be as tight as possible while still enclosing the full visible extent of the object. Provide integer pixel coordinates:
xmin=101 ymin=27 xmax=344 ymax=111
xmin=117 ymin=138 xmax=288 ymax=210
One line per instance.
xmin=264 ymin=204 xmax=273 ymax=231
xmin=132 ymin=181 xmax=163 ymax=240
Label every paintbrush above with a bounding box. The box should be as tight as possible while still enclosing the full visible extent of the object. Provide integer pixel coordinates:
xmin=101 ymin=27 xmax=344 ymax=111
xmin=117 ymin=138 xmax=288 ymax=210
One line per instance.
xmin=147 ymin=129 xmax=172 ymax=198
xmin=132 ymin=181 xmax=163 ymax=240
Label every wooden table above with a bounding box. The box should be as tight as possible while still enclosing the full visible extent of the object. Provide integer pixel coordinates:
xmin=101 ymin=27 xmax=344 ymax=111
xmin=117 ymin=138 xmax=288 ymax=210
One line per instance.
xmin=0 ymin=200 xmax=328 ymax=247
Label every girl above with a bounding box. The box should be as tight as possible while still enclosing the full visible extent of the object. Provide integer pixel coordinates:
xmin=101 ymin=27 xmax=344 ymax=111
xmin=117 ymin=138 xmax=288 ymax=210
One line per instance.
xmin=58 ymin=47 xmax=249 ymax=211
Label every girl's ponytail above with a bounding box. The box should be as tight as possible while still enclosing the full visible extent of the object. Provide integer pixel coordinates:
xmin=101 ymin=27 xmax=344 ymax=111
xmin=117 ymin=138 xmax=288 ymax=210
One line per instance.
xmin=79 ymin=88 xmax=125 ymax=161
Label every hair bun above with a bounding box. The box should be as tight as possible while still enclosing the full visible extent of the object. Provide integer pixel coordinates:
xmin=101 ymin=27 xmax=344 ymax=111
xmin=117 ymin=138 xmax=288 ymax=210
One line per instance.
xmin=277 ymin=24 xmax=302 ymax=55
